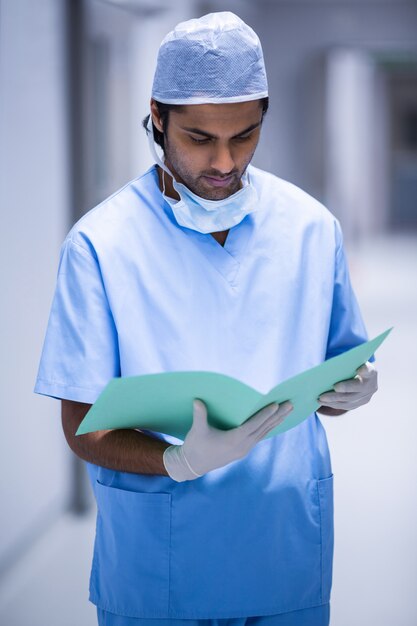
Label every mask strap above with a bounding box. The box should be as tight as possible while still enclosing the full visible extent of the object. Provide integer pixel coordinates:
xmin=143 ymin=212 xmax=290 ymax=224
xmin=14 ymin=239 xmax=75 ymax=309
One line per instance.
xmin=146 ymin=113 xmax=174 ymax=179
xmin=162 ymin=169 xmax=167 ymax=196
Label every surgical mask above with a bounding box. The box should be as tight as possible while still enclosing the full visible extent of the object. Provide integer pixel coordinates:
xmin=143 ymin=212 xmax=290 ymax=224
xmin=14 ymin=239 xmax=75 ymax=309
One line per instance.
xmin=146 ymin=115 xmax=259 ymax=234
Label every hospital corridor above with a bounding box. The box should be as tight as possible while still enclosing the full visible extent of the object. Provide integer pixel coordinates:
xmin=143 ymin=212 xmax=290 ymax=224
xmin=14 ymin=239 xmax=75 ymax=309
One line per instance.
xmin=1 ymin=1 xmax=416 ymax=625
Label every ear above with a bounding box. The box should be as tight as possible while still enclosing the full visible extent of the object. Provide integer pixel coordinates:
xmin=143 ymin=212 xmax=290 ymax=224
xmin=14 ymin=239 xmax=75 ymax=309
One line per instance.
xmin=150 ymin=98 xmax=164 ymax=133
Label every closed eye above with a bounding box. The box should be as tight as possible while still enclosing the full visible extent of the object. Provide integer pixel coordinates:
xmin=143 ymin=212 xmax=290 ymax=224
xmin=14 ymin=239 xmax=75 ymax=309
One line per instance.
xmin=183 ymin=121 xmax=261 ymax=145
xmin=190 ymin=133 xmax=253 ymax=145
xmin=190 ymin=136 xmax=210 ymax=144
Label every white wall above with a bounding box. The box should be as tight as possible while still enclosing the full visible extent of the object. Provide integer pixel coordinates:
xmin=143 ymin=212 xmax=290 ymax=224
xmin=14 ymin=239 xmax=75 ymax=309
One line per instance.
xmin=0 ymin=0 xmax=71 ymax=572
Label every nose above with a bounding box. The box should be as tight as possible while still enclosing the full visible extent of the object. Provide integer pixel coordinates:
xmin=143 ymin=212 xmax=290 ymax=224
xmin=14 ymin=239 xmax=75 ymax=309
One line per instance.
xmin=210 ymin=142 xmax=235 ymax=175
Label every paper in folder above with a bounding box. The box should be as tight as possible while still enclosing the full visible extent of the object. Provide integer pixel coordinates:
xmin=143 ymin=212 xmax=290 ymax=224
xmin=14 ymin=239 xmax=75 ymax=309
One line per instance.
xmin=76 ymin=328 xmax=392 ymax=439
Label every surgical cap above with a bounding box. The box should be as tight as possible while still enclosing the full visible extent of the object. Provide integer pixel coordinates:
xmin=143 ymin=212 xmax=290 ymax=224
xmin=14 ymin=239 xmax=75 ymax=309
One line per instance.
xmin=151 ymin=12 xmax=268 ymax=105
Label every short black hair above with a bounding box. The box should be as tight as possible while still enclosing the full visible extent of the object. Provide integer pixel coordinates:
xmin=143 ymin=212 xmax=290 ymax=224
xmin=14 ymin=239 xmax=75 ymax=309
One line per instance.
xmin=142 ymin=97 xmax=269 ymax=152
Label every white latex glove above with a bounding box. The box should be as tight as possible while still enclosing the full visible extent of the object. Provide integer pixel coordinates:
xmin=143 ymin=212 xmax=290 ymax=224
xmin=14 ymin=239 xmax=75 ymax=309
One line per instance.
xmin=163 ymin=398 xmax=293 ymax=482
xmin=318 ymin=361 xmax=378 ymax=411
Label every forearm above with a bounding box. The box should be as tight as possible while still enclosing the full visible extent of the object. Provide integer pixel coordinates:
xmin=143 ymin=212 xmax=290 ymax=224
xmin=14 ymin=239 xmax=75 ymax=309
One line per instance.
xmin=61 ymin=400 xmax=170 ymax=476
xmin=74 ymin=428 xmax=171 ymax=475
xmin=61 ymin=400 xmax=170 ymax=475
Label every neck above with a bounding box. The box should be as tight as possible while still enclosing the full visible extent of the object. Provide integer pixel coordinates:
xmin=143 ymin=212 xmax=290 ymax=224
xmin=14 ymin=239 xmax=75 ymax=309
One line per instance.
xmin=157 ymin=166 xmax=179 ymax=200
xmin=211 ymin=230 xmax=229 ymax=246
xmin=156 ymin=165 xmax=229 ymax=244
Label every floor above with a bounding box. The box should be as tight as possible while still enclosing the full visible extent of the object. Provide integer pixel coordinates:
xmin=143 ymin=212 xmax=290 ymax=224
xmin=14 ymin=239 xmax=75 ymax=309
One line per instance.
xmin=0 ymin=234 xmax=416 ymax=626
xmin=0 ymin=509 xmax=97 ymax=626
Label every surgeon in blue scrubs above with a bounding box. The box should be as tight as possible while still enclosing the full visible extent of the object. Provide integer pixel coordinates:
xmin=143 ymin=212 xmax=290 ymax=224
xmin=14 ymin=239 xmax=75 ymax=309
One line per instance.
xmin=35 ymin=11 xmax=378 ymax=626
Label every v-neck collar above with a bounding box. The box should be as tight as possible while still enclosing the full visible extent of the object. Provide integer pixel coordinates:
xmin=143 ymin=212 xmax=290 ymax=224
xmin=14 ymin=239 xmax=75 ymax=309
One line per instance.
xmin=150 ymin=165 xmax=255 ymax=288
xmin=189 ymin=216 xmax=254 ymax=287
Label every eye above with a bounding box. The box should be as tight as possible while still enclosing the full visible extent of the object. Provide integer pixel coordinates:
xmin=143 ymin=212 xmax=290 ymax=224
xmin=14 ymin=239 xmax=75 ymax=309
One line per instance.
xmin=190 ymin=136 xmax=210 ymax=144
xmin=234 ymin=134 xmax=252 ymax=142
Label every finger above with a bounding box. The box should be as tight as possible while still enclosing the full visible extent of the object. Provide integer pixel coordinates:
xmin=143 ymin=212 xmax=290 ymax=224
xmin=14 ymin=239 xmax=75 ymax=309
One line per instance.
xmin=319 ymin=390 xmax=364 ymax=403
xmin=333 ymin=377 xmax=362 ymax=392
xmin=335 ymin=373 xmax=377 ymax=394
xmin=191 ymin=398 xmax=208 ymax=432
xmin=239 ymin=402 xmax=280 ymax=436
xmin=246 ymin=401 xmax=292 ymax=436
xmin=319 ymin=391 xmax=374 ymax=410
xmin=251 ymin=402 xmax=293 ymax=440
xmin=334 ymin=363 xmax=377 ymax=392
xmin=356 ymin=361 xmax=375 ymax=379
xmin=320 ymin=385 xmax=377 ymax=403
xmin=254 ymin=408 xmax=293 ymax=441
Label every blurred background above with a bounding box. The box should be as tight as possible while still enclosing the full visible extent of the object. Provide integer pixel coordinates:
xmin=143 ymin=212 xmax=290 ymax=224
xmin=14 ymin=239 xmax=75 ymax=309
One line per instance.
xmin=0 ymin=0 xmax=416 ymax=624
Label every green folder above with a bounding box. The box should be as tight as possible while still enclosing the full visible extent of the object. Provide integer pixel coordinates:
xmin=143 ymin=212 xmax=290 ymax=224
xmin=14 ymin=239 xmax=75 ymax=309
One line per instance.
xmin=76 ymin=328 xmax=392 ymax=439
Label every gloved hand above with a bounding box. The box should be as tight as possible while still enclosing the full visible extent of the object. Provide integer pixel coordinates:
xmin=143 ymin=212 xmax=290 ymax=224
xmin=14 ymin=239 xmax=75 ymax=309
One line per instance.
xmin=163 ymin=398 xmax=293 ymax=482
xmin=318 ymin=361 xmax=378 ymax=412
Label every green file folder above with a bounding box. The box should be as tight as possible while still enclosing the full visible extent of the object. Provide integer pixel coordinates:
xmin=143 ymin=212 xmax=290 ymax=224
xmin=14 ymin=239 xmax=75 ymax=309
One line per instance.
xmin=76 ymin=328 xmax=392 ymax=439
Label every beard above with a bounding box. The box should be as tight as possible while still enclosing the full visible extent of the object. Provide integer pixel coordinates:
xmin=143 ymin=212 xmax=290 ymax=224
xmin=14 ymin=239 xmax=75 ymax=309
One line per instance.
xmin=163 ymin=139 xmax=252 ymax=201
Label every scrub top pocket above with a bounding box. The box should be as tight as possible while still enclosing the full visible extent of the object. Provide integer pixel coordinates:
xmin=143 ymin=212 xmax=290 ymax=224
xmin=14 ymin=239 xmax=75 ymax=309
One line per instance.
xmin=90 ymin=480 xmax=172 ymax=617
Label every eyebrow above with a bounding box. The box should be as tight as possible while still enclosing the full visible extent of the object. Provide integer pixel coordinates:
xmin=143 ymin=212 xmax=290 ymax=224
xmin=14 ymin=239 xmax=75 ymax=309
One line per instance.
xmin=180 ymin=121 xmax=262 ymax=139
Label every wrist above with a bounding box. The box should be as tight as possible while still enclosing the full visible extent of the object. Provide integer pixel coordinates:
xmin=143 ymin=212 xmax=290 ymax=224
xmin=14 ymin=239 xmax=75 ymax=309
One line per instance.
xmin=163 ymin=445 xmax=202 ymax=482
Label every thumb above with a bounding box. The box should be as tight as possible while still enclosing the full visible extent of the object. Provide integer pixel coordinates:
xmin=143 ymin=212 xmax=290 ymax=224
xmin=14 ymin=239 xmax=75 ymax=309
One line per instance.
xmin=191 ymin=398 xmax=208 ymax=433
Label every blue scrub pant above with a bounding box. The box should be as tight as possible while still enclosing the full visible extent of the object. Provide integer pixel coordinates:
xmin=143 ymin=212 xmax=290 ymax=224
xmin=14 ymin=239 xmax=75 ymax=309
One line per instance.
xmin=97 ymin=604 xmax=330 ymax=626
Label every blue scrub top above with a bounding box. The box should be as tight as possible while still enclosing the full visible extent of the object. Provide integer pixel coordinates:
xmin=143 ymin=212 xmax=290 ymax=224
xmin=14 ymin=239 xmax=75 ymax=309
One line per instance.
xmin=35 ymin=165 xmax=369 ymax=619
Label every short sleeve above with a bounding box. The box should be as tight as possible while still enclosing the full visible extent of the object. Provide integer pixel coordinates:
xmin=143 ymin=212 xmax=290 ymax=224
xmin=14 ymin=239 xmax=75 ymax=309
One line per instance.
xmin=325 ymin=221 xmax=375 ymax=362
xmin=34 ymin=237 xmax=120 ymax=403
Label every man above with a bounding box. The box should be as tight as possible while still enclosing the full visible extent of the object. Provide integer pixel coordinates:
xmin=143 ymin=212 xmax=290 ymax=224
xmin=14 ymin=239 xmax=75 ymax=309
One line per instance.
xmin=35 ymin=12 xmax=378 ymax=626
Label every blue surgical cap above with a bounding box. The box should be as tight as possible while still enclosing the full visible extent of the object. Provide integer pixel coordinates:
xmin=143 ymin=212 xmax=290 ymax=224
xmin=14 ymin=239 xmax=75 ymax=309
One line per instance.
xmin=151 ymin=12 xmax=268 ymax=105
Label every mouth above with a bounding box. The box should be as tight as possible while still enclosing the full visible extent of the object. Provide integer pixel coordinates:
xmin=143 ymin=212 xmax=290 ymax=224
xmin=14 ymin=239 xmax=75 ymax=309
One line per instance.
xmin=202 ymin=174 xmax=235 ymax=188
